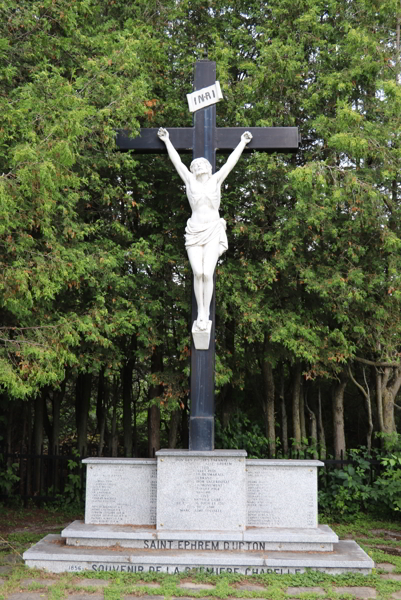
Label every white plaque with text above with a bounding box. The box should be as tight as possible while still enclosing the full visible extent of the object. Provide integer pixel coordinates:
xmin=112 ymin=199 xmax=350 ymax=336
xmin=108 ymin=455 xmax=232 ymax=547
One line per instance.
xmin=247 ymin=460 xmax=323 ymax=528
xmin=156 ymin=450 xmax=247 ymax=531
xmin=84 ymin=458 xmax=156 ymax=525
xmin=187 ymin=81 xmax=223 ymax=112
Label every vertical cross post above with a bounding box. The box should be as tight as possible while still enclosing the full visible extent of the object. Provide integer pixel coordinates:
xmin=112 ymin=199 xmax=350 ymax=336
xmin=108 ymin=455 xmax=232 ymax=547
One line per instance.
xmin=189 ymin=61 xmax=217 ymax=451
xmin=115 ymin=60 xmax=298 ymax=454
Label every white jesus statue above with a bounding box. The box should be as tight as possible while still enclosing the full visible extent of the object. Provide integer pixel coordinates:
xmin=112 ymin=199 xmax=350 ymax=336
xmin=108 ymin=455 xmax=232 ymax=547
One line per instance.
xmin=158 ymin=127 xmax=252 ymax=342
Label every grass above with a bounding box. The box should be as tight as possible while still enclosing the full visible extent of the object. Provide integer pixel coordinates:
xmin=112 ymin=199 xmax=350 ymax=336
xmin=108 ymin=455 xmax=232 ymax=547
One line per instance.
xmin=322 ymin=515 xmax=401 ymax=574
xmin=0 ymin=508 xmax=400 ymax=600
xmin=0 ymin=567 xmax=400 ymax=600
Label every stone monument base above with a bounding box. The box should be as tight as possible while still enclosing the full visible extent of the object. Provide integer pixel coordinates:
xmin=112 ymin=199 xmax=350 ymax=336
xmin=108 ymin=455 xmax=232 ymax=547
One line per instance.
xmin=24 ymin=535 xmax=373 ymax=575
xmin=23 ymin=451 xmax=374 ymax=575
xmin=61 ymin=521 xmax=338 ymax=551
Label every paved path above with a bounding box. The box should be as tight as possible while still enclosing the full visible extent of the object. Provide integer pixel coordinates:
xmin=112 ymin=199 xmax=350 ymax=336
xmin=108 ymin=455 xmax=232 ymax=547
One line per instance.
xmin=0 ymin=562 xmax=400 ymax=600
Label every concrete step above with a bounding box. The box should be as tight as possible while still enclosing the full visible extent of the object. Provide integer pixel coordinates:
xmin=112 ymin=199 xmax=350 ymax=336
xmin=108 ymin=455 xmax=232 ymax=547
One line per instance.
xmin=62 ymin=521 xmax=338 ymax=552
xmin=23 ymin=534 xmax=374 ymax=575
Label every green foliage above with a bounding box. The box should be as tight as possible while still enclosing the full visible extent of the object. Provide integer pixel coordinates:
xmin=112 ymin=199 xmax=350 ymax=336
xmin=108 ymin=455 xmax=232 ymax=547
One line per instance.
xmin=319 ymin=445 xmax=401 ymax=520
xmin=0 ymin=459 xmax=19 ymax=499
xmin=1 ymin=0 xmax=401 ymax=462
xmin=48 ymin=449 xmax=84 ymax=509
xmin=374 ymin=465 xmax=401 ymax=514
xmin=374 ymin=435 xmax=401 ymax=513
xmin=62 ymin=449 xmax=83 ymax=507
xmin=319 ymin=460 xmax=373 ymax=519
xmin=215 ymin=415 xmax=270 ymax=458
xmin=0 ymin=0 xmax=166 ymax=397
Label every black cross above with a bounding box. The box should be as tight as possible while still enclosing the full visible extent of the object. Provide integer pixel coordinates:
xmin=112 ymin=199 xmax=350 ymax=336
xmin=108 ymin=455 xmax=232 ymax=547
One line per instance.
xmin=117 ymin=60 xmax=298 ymax=451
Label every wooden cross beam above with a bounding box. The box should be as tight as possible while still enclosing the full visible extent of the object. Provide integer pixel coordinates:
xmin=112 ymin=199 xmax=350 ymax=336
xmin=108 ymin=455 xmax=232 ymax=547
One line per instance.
xmin=116 ymin=60 xmax=299 ymax=452
xmin=116 ymin=126 xmax=299 ymax=155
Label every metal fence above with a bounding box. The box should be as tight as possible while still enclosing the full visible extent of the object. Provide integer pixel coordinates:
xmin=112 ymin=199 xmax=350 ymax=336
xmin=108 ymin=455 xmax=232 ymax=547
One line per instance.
xmin=0 ymin=447 xmax=88 ymax=504
xmin=0 ymin=447 xmax=385 ymax=505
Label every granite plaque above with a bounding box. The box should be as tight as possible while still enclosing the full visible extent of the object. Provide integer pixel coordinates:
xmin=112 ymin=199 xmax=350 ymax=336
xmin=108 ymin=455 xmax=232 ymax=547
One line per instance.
xmin=246 ymin=460 xmax=323 ymax=528
xmin=83 ymin=458 xmax=156 ymax=525
xmin=156 ymin=450 xmax=247 ymax=531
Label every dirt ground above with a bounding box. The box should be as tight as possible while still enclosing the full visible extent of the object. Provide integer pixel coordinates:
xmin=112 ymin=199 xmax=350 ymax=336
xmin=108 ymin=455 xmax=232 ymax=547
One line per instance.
xmin=0 ymin=507 xmax=82 ymax=536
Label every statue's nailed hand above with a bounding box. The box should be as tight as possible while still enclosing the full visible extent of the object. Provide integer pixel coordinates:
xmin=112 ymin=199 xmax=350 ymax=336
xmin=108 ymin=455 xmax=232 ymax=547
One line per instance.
xmin=158 ymin=127 xmax=169 ymax=142
xmin=241 ymin=131 xmax=253 ymax=144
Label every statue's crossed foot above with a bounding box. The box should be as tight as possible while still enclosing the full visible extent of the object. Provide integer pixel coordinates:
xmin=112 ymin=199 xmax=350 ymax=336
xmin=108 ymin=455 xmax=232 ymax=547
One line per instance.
xmin=196 ymin=316 xmax=207 ymax=330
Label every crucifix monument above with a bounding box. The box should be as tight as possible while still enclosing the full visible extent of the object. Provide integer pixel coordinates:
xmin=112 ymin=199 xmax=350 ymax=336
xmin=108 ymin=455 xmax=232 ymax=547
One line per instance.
xmin=117 ymin=60 xmax=298 ymax=452
xmin=23 ymin=59 xmax=374 ymax=576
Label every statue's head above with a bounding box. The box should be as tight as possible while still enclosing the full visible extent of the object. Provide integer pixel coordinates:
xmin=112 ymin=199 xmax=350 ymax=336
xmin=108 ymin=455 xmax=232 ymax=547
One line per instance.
xmin=190 ymin=158 xmax=212 ymax=177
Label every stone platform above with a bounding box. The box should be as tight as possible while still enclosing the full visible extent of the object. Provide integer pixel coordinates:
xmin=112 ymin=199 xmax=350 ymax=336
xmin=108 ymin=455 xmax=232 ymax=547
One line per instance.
xmin=23 ymin=450 xmax=375 ymax=575
xmin=62 ymin=521 xmax=338 ymax=551
xmin=24 ymin=534 xmax=373 ymax=575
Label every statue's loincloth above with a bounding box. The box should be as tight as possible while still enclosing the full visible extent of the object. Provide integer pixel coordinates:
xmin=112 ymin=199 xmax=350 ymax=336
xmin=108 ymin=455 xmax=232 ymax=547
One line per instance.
xmin=185 ymin=217 xmax=228 ymax=256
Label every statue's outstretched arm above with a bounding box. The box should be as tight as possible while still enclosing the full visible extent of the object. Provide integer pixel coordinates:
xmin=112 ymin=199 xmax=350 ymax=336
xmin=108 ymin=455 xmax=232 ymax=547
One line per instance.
xmin=214 ymin=131 xmax=253 ymax=184
xmin=158 ymin=128 xmax=190 ymax=184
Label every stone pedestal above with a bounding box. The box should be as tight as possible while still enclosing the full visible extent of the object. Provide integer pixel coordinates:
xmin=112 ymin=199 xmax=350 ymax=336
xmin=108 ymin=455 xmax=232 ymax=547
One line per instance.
xmin=23 ymin=452 xmax=374 ymax=575
xmin=192 ymin=320 xmax=212 ymax=350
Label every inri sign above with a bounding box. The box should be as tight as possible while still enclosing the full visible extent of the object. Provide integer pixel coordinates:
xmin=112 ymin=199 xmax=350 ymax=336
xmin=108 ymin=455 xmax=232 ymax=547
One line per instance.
xmin=187 ymin=81 xmax=223 ymax=113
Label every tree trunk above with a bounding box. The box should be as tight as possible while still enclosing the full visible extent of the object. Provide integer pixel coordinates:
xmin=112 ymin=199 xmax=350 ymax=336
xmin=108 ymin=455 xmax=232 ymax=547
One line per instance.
xmin=168 ymin=409 xmax=181 ymax=448
xmin=292 ymin=364 xmax=302 ymax=452
xmin=332 ymin=373 xmax=347 ymax=459
xmin=122 ymin=358 xmax=135 ymax=457
xmin=111 ymin=379 xmax=119 ymax=457
xmin=111 ymin=410 xmax=117 ymax=457
xmin=42 ymin=382 xmax=64 ymax=454
xmin=378 ymin=366 xmax=401 ymax=438
xmin=364 ymin=368 xmax=374 ymax=452
xmin=305 ymin=396 xmax=318 ymax=459
xmin=148 ymin=347 xmax=163 ymax=458
xmin=148 ymin=405 xmax=160 ymax=457
xmin=52 ymin=379 xmax=65 ymax=454
xmin=6 ymin=401 xmax=13 ymax=468
xmin=75 ymin=372 xmax=92 ymax=456
xmin=261 ymin=334 xmax=276 ymax=457
xmin=97 ymin=368 xmax=106 ymax=457
xmin=52 ymin=380 xmax=65 ymax=491
xmin=133 ymin=378 xmax=140 ymax=457
xmin=376 ymin=368 xmax=384 ymax=434
xmin=382 ymin=389 xmax=397 ymax=434
xmin=43 ymin=390 xmax=52 ymax=449
xmin=279 ymin=367 xmax=288 ymax=456
xmin=317 ymin=386 xmax=326 ymax=459
xmin=180 ymin=397 xmax=189 ymax=450
xmin=22 ymin=400 xmax=33 ymax=497
xmin=19 ymin=401 xmax=28 ymax=497
xmin=300 ymin=389 xmax=306 ymax=442
xmin=349 ymin=365 xmax=373 ymax=452
xmin=33 ymin=392 xmax=45 ymax=494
